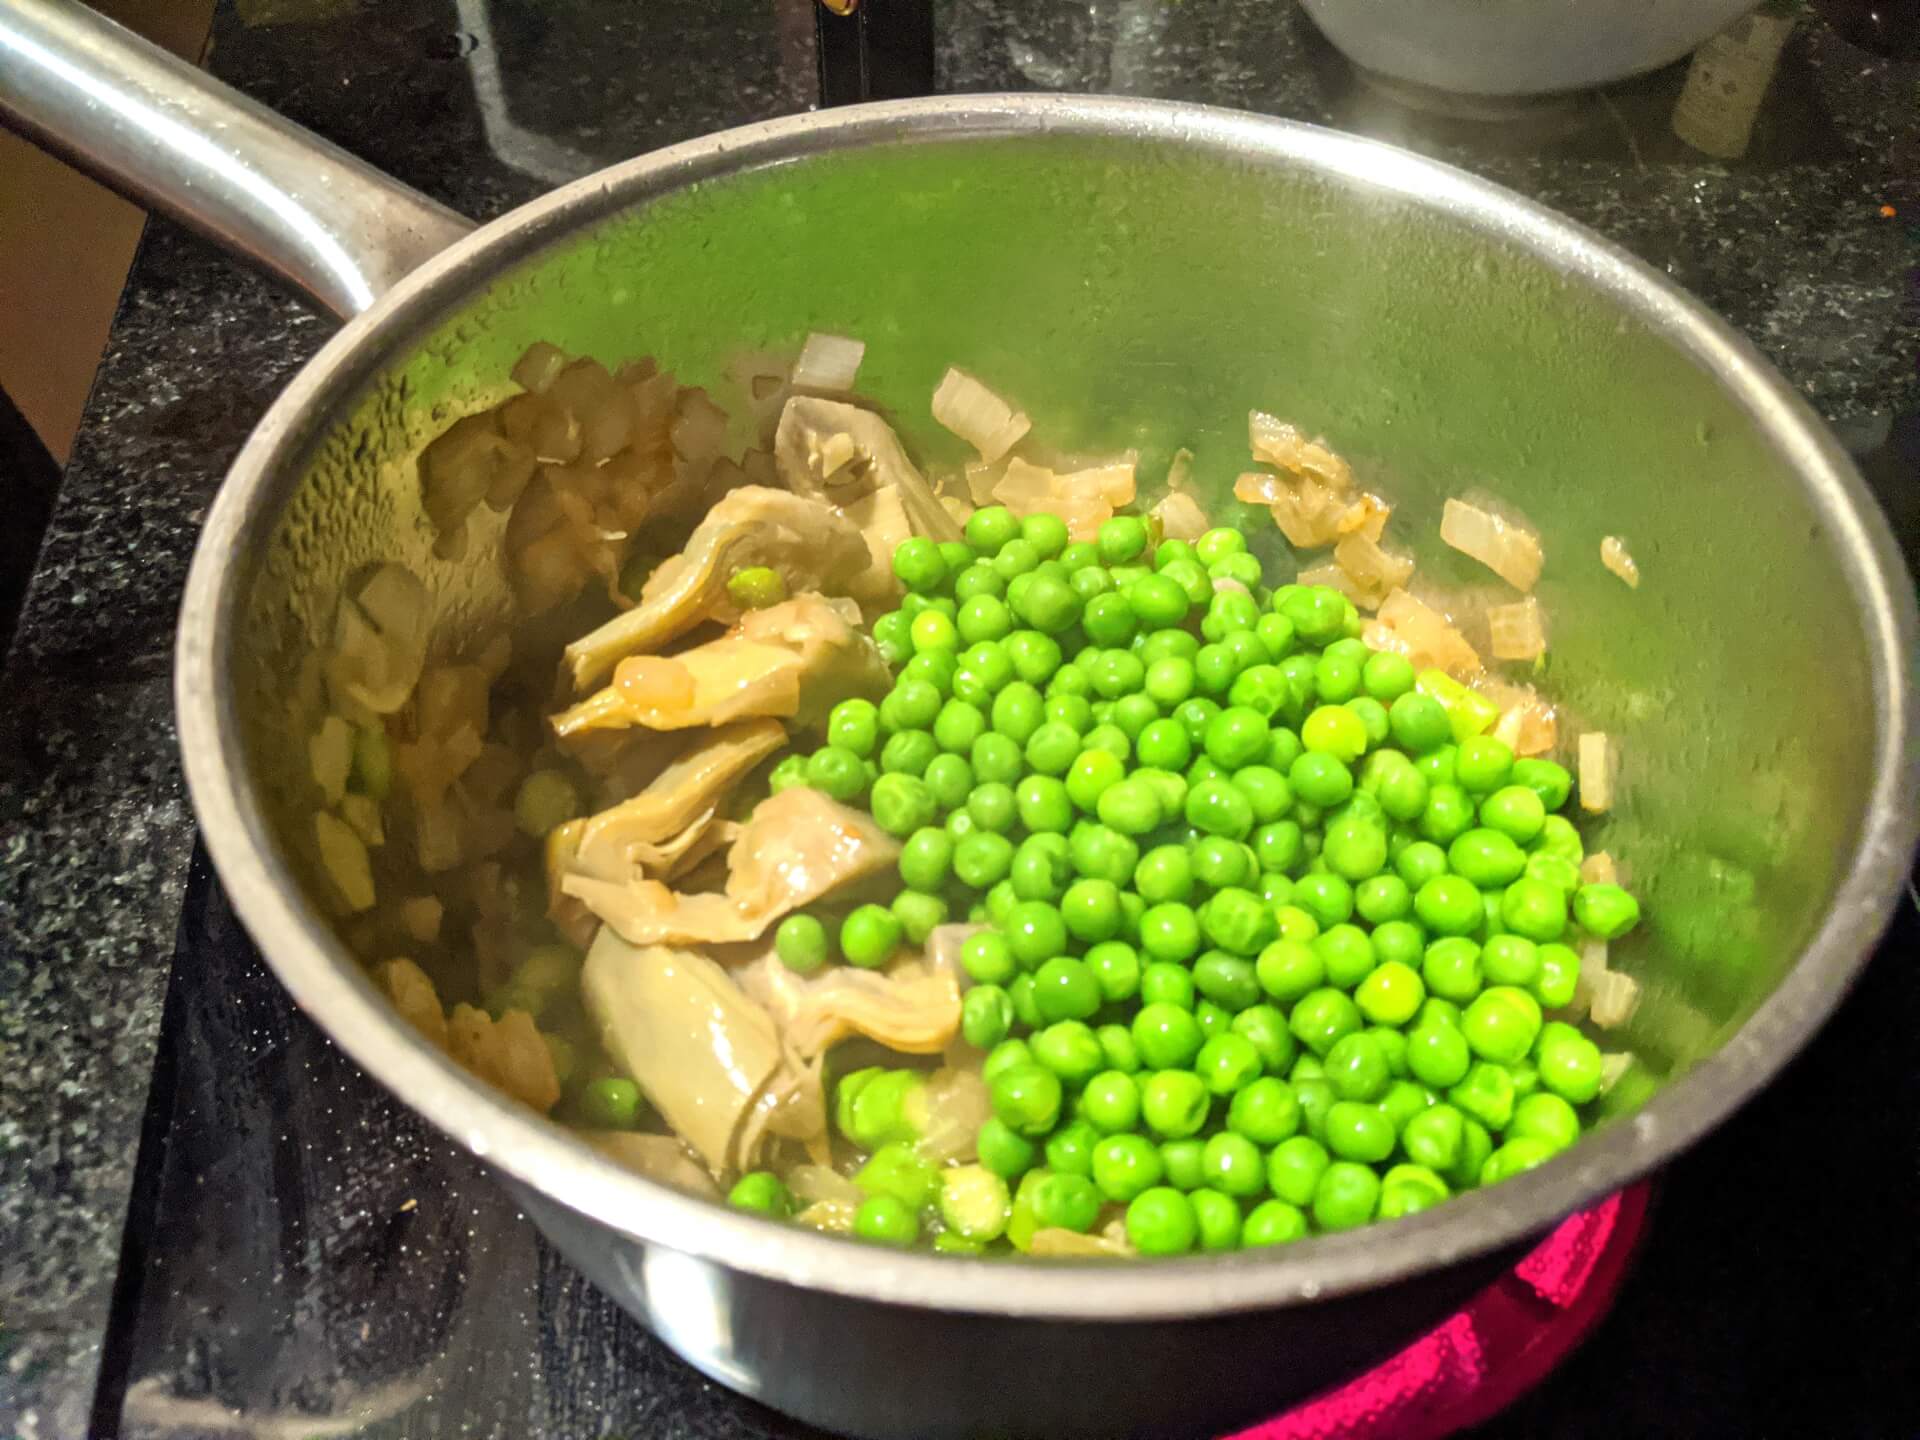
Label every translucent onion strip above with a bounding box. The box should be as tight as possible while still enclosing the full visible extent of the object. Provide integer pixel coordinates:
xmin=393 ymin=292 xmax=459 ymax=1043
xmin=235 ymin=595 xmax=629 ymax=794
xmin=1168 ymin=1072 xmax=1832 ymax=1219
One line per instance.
xmin=791 ymin=332 xmax=865 ymax=393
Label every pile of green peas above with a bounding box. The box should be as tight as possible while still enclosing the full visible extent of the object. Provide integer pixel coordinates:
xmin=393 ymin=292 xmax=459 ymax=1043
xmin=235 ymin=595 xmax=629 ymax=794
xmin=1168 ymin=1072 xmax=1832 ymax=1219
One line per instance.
xmin=736 ymin=504 xmax=1641 ymax=1256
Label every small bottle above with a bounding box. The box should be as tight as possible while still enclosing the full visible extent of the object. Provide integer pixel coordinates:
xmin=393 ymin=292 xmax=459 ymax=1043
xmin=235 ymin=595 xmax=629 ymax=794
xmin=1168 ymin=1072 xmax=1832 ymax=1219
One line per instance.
xmin=1671 ymin=2 xmax=1800 ymax=159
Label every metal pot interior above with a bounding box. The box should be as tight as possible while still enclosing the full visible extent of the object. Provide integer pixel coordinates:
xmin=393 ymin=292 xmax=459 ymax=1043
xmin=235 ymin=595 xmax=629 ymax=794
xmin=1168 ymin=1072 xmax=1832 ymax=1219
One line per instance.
xmin=213 ymin=115 xmax=1904 ymax=1298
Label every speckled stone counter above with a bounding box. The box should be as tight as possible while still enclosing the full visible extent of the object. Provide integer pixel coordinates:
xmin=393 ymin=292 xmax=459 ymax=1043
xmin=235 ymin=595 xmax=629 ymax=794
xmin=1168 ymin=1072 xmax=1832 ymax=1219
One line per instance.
xmin=1 ymin=2 xmax=1914 ymax=1436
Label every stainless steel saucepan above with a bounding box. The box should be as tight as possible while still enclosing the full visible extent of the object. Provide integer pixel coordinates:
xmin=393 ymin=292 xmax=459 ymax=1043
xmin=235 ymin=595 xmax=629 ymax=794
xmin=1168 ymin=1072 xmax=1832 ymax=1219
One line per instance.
xmin=4 ymin=3 xmax=1914 ymax=1436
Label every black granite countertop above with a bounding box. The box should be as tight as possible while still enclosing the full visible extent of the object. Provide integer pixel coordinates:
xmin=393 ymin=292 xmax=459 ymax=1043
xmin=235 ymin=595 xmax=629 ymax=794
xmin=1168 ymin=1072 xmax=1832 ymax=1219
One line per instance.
xmin=1 ymin=2 xmax=1916 ymax=1436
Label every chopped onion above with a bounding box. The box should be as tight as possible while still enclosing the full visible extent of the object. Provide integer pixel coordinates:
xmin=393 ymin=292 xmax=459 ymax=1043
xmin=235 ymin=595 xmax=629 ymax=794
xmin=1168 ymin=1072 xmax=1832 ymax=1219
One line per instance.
xmin=1333 ymin=532 xmax=1414 ymax=609
xmin=1296 ymin=561 xmax=1366 ymax=607
xmin=991 ymin=457 xmax=1058 ymax=514
xmin=932 ymin=367 xmax=1029 ymax=463
xmin=310 ymin=714 xmax=353 ymax=804
xmin=400 ymin=895 xmax=443 ymax=944
xmin=1488 ymin=597 xmax=1547 ymax=661
xmin=964 ymin=458 xmax=1004 ymax=506
xmin=1491 ymin=695 xmax=1558 ymax=756
xmin=1267 ymin=478 xmax=1349 ymax=549
xmin=1580 ymin=851 xmax=1619 ymax=886
xmin=1151 ymin=490 xmax=1209 ymax=542
xmin=1248 ymin=411 xmax=1352 ymax=492
xmin=787 ymin=1163 xmax=863 ymax=1207
xmin=511 ymin=340 xmax=569 ymax=394
xmin=1589 ymin=970 xmax=1641 ymax=1029
xmin=791 ymin=332 xmax=865 ymax=393
xmin=1342 ymin=493 xmax=1391 ymax=543
xmin=1056 ymin=460 xmax=1136 ymax=508
xmin=315 ymin=811 xmax=375 ymax=912
xmin=1601 ymin=535 xmax=1640 ymax=588
xmin=938 ymin=493 xmax=974 ymax=527
xmin=1234 ymin=469 xmax=1287 ymax=507
xmin=1440 ymin=498 xmax=1543 ymax=592
xmin=1376 ymin=590 xmax=1481 ymax=675
xmin=1598 ymin=1052 xmax=1634 ymax=1094
xmin=339 ymin=793 xmax=385 ymax=848
xmin=1165 ymin=447 xmax=1195 ymax=494
xmin=329 ymin=564 xmax=431 ymax=717
xmin=1578 ymin=732 xmax=1614 ymax=812
xmin=1571 ymin=938 xmax=1610 ymax=1018
xmin=671 ymin=388 xmax=731 ymax=465
xmin=1029 ymin=1227 xmax=1134 ymax=1258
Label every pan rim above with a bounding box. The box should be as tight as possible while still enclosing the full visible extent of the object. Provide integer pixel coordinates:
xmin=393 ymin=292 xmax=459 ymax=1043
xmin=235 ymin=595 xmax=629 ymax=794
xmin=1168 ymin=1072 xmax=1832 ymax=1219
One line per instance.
xmin=174 ymin=93 xmax=1919 ymax=1320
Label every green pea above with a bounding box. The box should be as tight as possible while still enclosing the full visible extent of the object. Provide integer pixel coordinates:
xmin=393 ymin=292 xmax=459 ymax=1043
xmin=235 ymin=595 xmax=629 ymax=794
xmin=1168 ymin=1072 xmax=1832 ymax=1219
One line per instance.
xmin=1253 ymin=820 xmax=1305 ymax=875
xmin=1033 ymin=1021 xmax=1105 ymax=1088
xmin=892 ymin=827 xmax=951 ymax=893
xmin=1125 ymin=1186 xmax=1199 ymax=1256
xmin=1501 ymin=877 xmax=1569 ymax=942
xmin=1132 ymin=1003 xmax=1204 ymax=1069
xmin=1322 ymin=1100 xmax=1396 ymax=1163
xmin=1448 ymin=1060 xmax=1516 ymax=1131
xmin=1014 ymin=775 xmax=1073 ymax=835
xmin=870 ymin=771 xmax=937 ymax=836
xmin=1096 ymin=777 xmax=1164 ymax=836
xmin=1289 ymin=751 xmax=1355 ymax=811
xmin=1258 ymin=1135 xmax=1324 ymax=1209
xmin=1228 ymin=663 xmax=1290 ymax=718
xmin=1533 ymin=942 xmax=1581 ymax=1008
xmin=1288 ymin=986 xmax=1363 ymax=1058
xmin=840 ymin=904 xmax=903 ymax=968
xmin=1255 ymin=939 xmax=1323 ymax=1003
xmin=1292 ymin=871 xmax=1356 ymax=930
xmin=1137 ymin=902 xmax=1201 ymax=964
xmin=953 ymin=563 xmax=1004 ymax=602
xmin=1072 ymin=1068 xmax=1137 ymax=1133
xmin=962 ymin=984 xmax=1014 ymax=1049
xmin=1422 ymin=936 xmax=1483 ymax=1003
xmin=1378 ymin=1163 xmax=1452 ymax=1220
xmin=1414 ymin=875 xmax=1482 ymax=936
xmin=773 ymin=913 xmax=831 ymax=975
xmin=578 ymin=1076 xmax=643 ymax=1129
xmin=767 ymin=753 xmax=809 ymax=794
xmin=803 ymin=746 xmax=866 ymax=803
xmin=1094 ymin=1023 xmax=1141 ymax=1074
xmin=1512 ymin=758 xmax=1574 ymax=812
xmin=892 ymin=889 xmax=948 ymax=945
xmin=727 ymin=1170 xmax=794 ymax=1218
xmin=990 ymin=1063 xmax=1065 ymax=1137
xmin=1188 ymin=1033 xmax=1258 ymax=1099
xmin=1349 ymin=878 xmax=1409 ymax=931
xmin=1371 ymin=919 xmax=1427 ymax=969
xmin=1509 ymin=1091 xmax=1581 ymax=1152
xmin=939 ymin=1165 xmax=1011 ymax=1241
xmin=1311 ymin=1160 xmax=1382 ymax=1231
xmin=1323 ymin=1031 xmax=1391 ymax=1102
xmin=1188 ymin=1134 xmax=1261 ymax=1201
xmin=1388 ymin=693 xmax=1452 ymax=754
xmin=1406 ymin=1022 xmax=1472 ymax=1089
xmin=1481 ymin=934 xmax=1540 ymax=987
xmin=1191 ymin=951 xmax=1260 ymax=1013
xmin=1462 ymin=986 xmax=1543 ymax=1064
xmin=1417 ymin=783 xmax=1477 ymax=845
xmin=1446 ymin=828 xmax=1528 ymax=889
xmin=1141 ymin=961 xmax=1197 ymax=1009
xmin=1455 ymin=735 xmax=1515 ymax=794
xmin=1482 ymin=1137 xmax=1557 ymax=1186
xmin=1134 ymin=718 xmax=1192 ymax=772
xmin=976 ymin=1116 xmax=1038 ymax=1179
xmin=981 ymin=687 xmax=1039 ymax=752
xmin=953 ymin=831 xmax=1015 ymax=889
xmin=1145 ymin=1139 xmax=1200 ymax=1193
xmin=1091 ymin=1133 xmax=1165 ymax=1203
xmin=1536 ymin=1023 xmax=1604 ymax=1103
xmin=1574 ymin=882 xmax=1641 ymax=939
xmin=854 ymin=1193 xmax=920 ymax=1246
xmin=1232 ymin=1003 xmax=1298 ymax=1074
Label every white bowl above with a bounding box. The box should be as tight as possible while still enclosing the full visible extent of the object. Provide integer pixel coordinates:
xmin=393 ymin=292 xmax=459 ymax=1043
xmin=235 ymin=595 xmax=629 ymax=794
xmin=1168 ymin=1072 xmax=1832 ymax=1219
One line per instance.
xmin=1300 ymin=0 xmax=1760 ymax=98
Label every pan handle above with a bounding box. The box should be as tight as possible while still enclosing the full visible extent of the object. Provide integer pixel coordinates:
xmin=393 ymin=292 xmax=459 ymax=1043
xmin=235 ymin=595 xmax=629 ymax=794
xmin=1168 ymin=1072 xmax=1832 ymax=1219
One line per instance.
xmin=0 ymin=0 xmax=474 ymax=319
